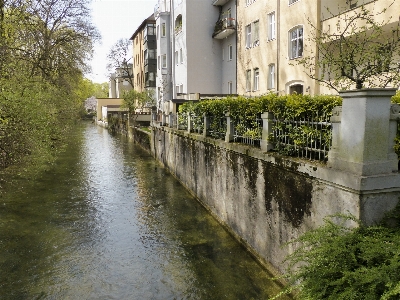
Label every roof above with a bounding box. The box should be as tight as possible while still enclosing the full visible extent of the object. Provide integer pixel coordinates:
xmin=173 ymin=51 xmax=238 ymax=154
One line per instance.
xmin=129 ymin=13 xmax=155 ymax=40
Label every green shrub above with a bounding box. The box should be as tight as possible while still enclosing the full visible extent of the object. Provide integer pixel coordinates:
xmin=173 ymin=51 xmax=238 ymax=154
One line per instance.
xmin=179 ymin=94 xmax=342 ymax=157
xmin=271 ymin=212 xmax=400 ymax=300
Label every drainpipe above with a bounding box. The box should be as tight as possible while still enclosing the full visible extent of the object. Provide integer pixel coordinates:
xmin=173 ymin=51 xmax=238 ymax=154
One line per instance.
xmin=235 ymin=0 xmax=237 ymax=95
xmin=276 ymin=0 xmax=280 ymax=94
xmin=314 ymin=0 xmax=321 ymax=95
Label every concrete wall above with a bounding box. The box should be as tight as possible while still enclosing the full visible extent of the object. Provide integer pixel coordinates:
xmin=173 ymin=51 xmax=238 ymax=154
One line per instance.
xmin=146 ymin=126 xmax=399 ymax=275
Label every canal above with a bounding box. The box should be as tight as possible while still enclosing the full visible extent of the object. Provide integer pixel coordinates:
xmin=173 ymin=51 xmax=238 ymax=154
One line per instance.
xmin=0 ymin=122 xmax=288 ymax=299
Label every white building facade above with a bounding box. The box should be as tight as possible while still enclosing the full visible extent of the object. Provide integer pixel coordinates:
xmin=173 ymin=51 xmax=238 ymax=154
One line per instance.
xmin=154 ymin=0 xmax=237 ymax=112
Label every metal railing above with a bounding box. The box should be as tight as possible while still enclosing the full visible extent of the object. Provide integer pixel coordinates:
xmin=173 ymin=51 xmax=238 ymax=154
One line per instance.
xmin=233 ymin=116 xmax=262 ymax=148
xmin=207 ymin=115 xmax=226 ymax=140
xmin=190 ymin=113 xmax=204 ymax=134
xmin=272 ymin=114 xmax=332 ymax=161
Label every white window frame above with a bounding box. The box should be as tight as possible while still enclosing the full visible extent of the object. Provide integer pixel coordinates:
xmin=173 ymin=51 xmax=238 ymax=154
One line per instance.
xmin=253 ymin=68 xmax=259 ymax=91
xmin=175 ymin=51 xmax=178 ymax=66
xmin=180 ymin=48 xmax=183 ymax=64
xmin=161 ymin=23 xmax=166 ymax=37
xmin=268 ymin=12 xmax=276 ymax=40
xmin=246 ymin=69 xmax=251 ymax=91
xmin=289 ymin=26 xmax=303 ymax=59
xmin=252 ymin=20 xmax=259 ymax=47
xmin=245 ymin=24 xmax=252 ymax=48
xmin=268 ymin=64 xmax=275 ymax=89
xmin=162 ymin=54 xmax=167 ymax=68
xmin=228 ymin=81 xmax=233 ymax=94
xmin=228 ymin=45 xmax=233 ymax=61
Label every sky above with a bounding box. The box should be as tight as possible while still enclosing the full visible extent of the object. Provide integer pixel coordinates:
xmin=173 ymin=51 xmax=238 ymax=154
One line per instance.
xmin=87 ymin=0 xmax=158 ymax=83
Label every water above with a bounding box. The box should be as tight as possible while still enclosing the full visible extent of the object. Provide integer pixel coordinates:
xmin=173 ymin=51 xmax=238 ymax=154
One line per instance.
xmin=0 ymin=122 xmax=288 ymax=299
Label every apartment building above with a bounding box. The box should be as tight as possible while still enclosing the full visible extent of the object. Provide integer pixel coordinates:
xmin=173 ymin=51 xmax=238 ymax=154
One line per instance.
xmin=108 ymin=65 xmax=133 ymax=98
xmin=212 ymin=0 xmax=237 ymax=95
xmin=130 ymin=14 xmax=156 ymax=94
xmin=237 ymin=0 xmax=319 ymax=96
xmin=237 ymin=0 xmax=400 ymax=96
xmin=154 ymin=0 xmax=237 ymax=111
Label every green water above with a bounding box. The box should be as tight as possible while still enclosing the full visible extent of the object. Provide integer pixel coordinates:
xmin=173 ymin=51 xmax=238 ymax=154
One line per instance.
xmin=0 ymin=123 xmax=288 ymax=299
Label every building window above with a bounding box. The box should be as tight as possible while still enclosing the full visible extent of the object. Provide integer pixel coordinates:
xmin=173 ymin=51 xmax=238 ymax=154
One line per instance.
xmin=289 ymin=26 xmax=303 ymax=59
xmin=175 ymin=14 xmax=182 ymax=34
xmin=228 ymin=45 xmax=233 ymax=61
xmin=246 ymin=69 xmax=251 ymax=91
xmin=289 ymin=0 xmax=299 ymax=4
xmin=180 ymin=48 xmax=183 ymax=64
xmin=253 ymin=68 xmax=259 ymax=91
xmin=162 ymin=54 xmax=167 ymax=68
xmin=161 ymin=23 xmax=166 ymax=37
xmin=228 ymin=81 xmax=233 ymax=94
xmin=226 ymin=8 xmax=231 ymax=20
xmin=268 ymin=12 xmax=276 ymax=40
xmin=268 ymin=64 xmax=275 ymax=89
xmin=245 ymin=24 xmax=251 ymax=48
xmin=252 ymin=20 xmax=259 ymax=47
xmin=290 ymin=84 xmax=303 ymax=94
xmin=175 ymin=51 xmax=178 ymax=65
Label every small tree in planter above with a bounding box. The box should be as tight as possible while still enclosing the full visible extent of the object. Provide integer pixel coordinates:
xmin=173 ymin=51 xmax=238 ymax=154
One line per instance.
xmin=298 ymin=2 xmax=400 ymax=91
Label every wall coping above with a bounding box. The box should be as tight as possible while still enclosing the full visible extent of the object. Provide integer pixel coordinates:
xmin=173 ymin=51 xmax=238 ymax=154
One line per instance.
xmin=155 ymin=126 xmax=400 ymax=194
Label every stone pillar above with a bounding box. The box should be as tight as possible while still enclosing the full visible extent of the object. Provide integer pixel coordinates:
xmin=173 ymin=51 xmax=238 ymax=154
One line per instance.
xmin=327 ymin=88 xmax=398 ymax=175
xmin=225 ymin=112 xmax=234 ymax=142
xmin=203 ymin=113 xmax=210 ymax=137
xmin=176 ymin=113 xmax=179 ymax=129
xmin=260 ymin=112 xmax=275 ymax=152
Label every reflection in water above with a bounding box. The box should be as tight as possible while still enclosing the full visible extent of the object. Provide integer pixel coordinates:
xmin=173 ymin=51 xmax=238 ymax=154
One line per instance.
xmin=0 ymin=123 xmax=288 ymax=299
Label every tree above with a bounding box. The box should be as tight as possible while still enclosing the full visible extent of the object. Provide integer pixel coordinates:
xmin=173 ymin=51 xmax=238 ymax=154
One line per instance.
xmin=106 ymin=38 xmax=134 ymax=88
xmin=0 ymin=0 xmax=100 ymax=173
xmin=298 ymin=2 xmax=400 ymax=91
xmin=121 ymin=89 xmax=155 ymax=126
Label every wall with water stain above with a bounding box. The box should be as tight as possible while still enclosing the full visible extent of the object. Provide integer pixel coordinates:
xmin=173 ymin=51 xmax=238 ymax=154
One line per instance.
xmin=145 ymin=126 xmax=399 ymax=275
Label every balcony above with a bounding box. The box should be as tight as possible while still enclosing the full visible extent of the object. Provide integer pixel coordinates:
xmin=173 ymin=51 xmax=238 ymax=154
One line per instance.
xmin=321 ymin=0 xmax=392 ymax=21
xmin=213 ymin=18 xmax=236 ymax=39
xmin=321 ymin=0 xmax=400 ymax=35
xmin=212 ymin=0 xmax=230 ymax=6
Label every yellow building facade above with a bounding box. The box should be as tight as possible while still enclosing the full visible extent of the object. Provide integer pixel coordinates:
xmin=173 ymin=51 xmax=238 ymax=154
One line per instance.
xmin=237 ymin=0 xmax=400 ymax=96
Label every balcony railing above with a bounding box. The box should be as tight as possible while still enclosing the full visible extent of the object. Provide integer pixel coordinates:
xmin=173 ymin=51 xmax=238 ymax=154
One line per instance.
xmin=212 ymin=0 xmax=230 ymax=5
xmin=213 ymin=18 xmax=236 ymax=39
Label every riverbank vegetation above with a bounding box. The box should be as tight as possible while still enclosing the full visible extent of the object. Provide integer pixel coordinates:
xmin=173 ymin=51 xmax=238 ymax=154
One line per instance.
xmin=271 ymin=209 xmax=400 ymax=300
xmin=0 ymin=0 xmax=100 ymax=183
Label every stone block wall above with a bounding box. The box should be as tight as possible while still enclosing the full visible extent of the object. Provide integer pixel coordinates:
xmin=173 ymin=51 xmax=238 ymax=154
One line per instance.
xmin=148 ymin=127 xmax=396 ymax=275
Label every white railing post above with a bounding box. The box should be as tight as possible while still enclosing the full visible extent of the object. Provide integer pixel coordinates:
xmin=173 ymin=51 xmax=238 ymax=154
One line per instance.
xmin=260 ymin=112 xmax=274 ymax=152
xmin=187 ymin=113 xmax=192 ymax=133
xmin=168 ymin=112 xmax=173 ymax=128
xmin=225 ymin=112 xmax=234 ymax=142
xmin=203 ymin=113 xmax=210 ymax=137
